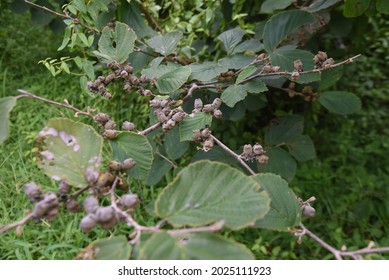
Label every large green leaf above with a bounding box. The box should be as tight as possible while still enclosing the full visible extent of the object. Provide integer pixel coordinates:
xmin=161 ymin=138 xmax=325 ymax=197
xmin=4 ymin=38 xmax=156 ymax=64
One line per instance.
xmin=141 ymin=64 xmax=179 ymax=79
xmin=179 ymin=112 xmax=212 ymax=141
xmin=236 ymin=66 xmax=257 ymax=84
xmin=92 ymin=236 xmax=131 ymax=260
xmin=155 ymin=161 xmax=270 ymax=229
xmin=270 ymin=47 xmax=320 ymax=83
xmin=110 ymin=132 xmax=153 ymax=180
xmin=343 ymin=0 xmax=370 ymax=17
xmin=377 ymin=0 xmax=389 ymax=14
xmin=146 ymin=31 xmax=183 ymax=56
xmin=164 ymin=126 xmax=189 ymax=160
xmin=258 ymin=147 xmax=297 ymax=182
xmin=233 ymin=39 xmax=263 ymax=54
xmin=189 ymin=62 xmax=228 ymax=82
xmin=93 ymin=22 xmax=136 ymax=63
xmin=261 ymin=0 xmax=292 ymax=13
xmin=219 ymin=55 xmax=255 ymax=69
xmin=320 ymin=66 xmax=343 ymax=91
xmin=253 ymin=174 xmax=301 ymax=231
xmin=0 ymin=97 xmax=17 ymax=145
xmin=145 ymin=154 xmax=172 ymax=186
xmin=289 ymin=135 xmax=316 ymax=162
xmin=138 ymin=232 xmax=254 ymax=260
xmin=221 ymin=84 xmax=247 ymax=107
xmin=217 ymin=28 xmax=245 ymax=55
xmin=319 ymin=91 xmax=361 ymax=115
xmin=156 ymin=66 xmax=191 ymax=94
xmin=37 ymin=118 xmax=103 ymax=188
xmin=243 ymin=78 xmax=268 ymax=94
xmin=305 ymin=0 xmax=342 ymax=12
xmin=263 ymin=10 xmax=315 ymax=52
xmin=265 ymin=115 xmax=304 ymax=146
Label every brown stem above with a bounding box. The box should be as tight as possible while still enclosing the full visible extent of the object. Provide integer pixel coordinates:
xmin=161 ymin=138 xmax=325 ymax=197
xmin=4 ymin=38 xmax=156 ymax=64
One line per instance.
xmin=156 ymin=150 xmax=177 ymax=168
xmin=138 ymin=122 xmax=161 ymax=135
xmin=0 ymin=213 xmax=34 ymax=234
xmin=210 ymin=134 xmax=256 ymax=176
xmin=17 ymin=89 xmax=94 ymax=118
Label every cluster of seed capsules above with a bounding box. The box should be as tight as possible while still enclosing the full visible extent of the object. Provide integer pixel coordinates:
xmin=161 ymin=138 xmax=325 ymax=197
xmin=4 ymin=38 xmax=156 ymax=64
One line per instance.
xmin=151 ymin=98 xmax=186 ymax=132
xmin=192 ymin=97 xmax=222 ymax=119
xmin=87 ymin=62 xmax=152 ymax=99
xmin=192 ymin=127 xmax=214 ymax=152
xmin=313 ymin=51 xmax=334 ymax=69
xmin=93 ymin=112 xmax=136 ymax=140
xmin=241 ymin=143 xmax=269 ymax=165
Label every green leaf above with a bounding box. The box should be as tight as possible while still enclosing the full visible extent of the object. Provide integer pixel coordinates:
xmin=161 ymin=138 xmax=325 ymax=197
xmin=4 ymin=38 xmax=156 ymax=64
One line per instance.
xmin=253 ymin=174 xmax=301 ymax=231
xmin=191 ymin=146 xmax=239 ymax=168
xmin=126 ymin=2 xmax=156 ymax=39
xmin=92 ymin=236 xmax=131 ymax=260
xmin=189 ymin=62 xmax=228 ymax=82
xmin=156 ymin=66 xmax=191 ymax=94
xmin=258 ymin=147 xmax=297 ymax=182
xmin=319 ymin=91 xmax=361 ymax=115
xmin=376 ymin=0 xmax=389 ymax=14
xmin=179 ymin=112 xmax=212 ymax=141
xmin=270 ymin=47 xmax=321 ymax=83
xmin=217 ymin=28 xmax=245 ymax=54
xmin=184 ymin=233 xmax=254 ymax=260
xmin=155 ymin=161 xmax=270 ymax=229
xmin=263 ymin=10 xmax=315 ymax=52
xmin=265 ymin=115 xmax=304 ymax=146
xmin=139 ymin=232 xmax=254 ymax=260
xmin=37 ymin=118 xmax=103 ymax=188
xmin=305 ymin=0 xmax=342 ymax=12
xmin=141 ymin=64 xmax=179 ymax=79
xmin=93 ymin=22 xmax=136 ymax=63
xmin=58 ymin=27 xmax=71 ymax=51
xmin=243 ymin=78 xmax=268 ymax=94
xmin=343 ymin=0 xmax=370 ymax=17
xmin=244 ymin=94 xmax=267 ymax=111
xmin=236 ymin=66 xmax=257 ymax=84
xmin=221 ymin=84 xmax=247 ymax=107
xmin=261 ymin=0 xmax=292 ymax=14
xmin=164 ymin=126 xmax=189 ymax=160
xmin=138 ymin=233 xmax=185 ymax=260
xmin=219 ymin=55 xmax=255 ymax=69
xmin=289 ymin=135 xmax=316 ymax=162
xmin=233 ymin=39 xmax=263 ymax=54
xmin=320 ymin=66 xmax=343 ymax=90
xmin=0 ymin=97 xmax=17 ymax=145
xmin=146 ymin=154 xmax=172 ymax=186
xmin=110 ymin=132 xmax=153 ymax=180
xmin=31 ymin=8 xmax=52 ymax=25
xmin=146 ymin=31 xmax=183 ymax=56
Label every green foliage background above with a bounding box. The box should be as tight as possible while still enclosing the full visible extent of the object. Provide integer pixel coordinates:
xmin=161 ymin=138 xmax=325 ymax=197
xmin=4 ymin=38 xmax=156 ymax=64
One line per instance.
xmin=0 ymin=0 xmax=388 ymax=259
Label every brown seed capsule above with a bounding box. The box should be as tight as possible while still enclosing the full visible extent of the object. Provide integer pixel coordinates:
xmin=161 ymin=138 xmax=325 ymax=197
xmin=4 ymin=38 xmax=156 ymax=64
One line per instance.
xmin=201 ymin=128 xmax=211 ymax=138
xmin=120 ymin=70 xmax=129 ymax=78
xmin=302 ymin=205 xmax=316 ymax=217
xmin=262 ymin=65 xmax=272 ymax=73
xmin=322 ymin=58 xmax=335 ymax=68
xmin=253 ymin=143 xmax=264 ymax=155
xmin=83 ymin=196 xmax=99 ymax=214
xmin=203 ymin=139 xmax=214 ymax=151
xmin=104 ymin=120 xmax=116 ymax=130
xmin=212 ymin=98 xmax=222 ymax=109
xmin=150 ymin=99 xmax=161 ymax=108
xmin=108 ymin=160 xmax=123 ymax=171
xmin=202 ymin=104 xmax=214 ymax=113
xmin=105 ymin=73 xmax=115 ymax=84
xmin=97 ymin=84 xmax=105 ymax=93
xmin=122 ymin=121 xmax=135 ymax=131
xmin=58 ymin=180 xmax=71 ymax=198
xmin=80 ymin=214 xmax=97 ymax=232
xmin=291 ymin=70 xmax=300 ymax=81
xmin=213 ymin=109 xmax=222 ymax=119
xmin=92 ymin=111 xmax=106 ymax=123
xmin=95 ymin=172 xmax=115 ymax=188
xmin=257 ymin=154 xmax=269 ymax=165
xmin=142 ymin=89 xmax=152 ymax=96
xmin=162 ymin=123 xmax=170 ymax=131
xmin=271 ymin=66 xmax=281 ymax=72
xmin=122 ymin=158 xmax=136 ymax=170
xmin=294 ymin=60 xmax=303 ymax=72
xmin=97 ymin=76 xmax=105 ymax=82
xmin=139 ymin=74 xmax=147 ymax=83
xmin=96 ymin=206 xmax=115 ymax=223
xmin=317 ymin=51 xmax=327 ymax=62
xmin=172 ymin=112 xmax=185 ymax=122
xmin=166 ymin=119 xmax=176 ymax=128
xmin=103 ymin=129 xmax=117 ymax=140
xmin=66 ymin=200 xmax=81 ymax=213
xmin=119 ymin=194 xmax=139 ymax=209
xmin=194 ymin=98 xmax=203 ymax=110
xmin=24 ymin=182 xmax=42 ymax=202
xmin=130 ymin=75 xmax=139 ymax=85
xmin=123 ymin=82 xmax=131 ymax=92
xmin=45 ymin=207 xmax=59 ymax=221
xmin=32 ymin=200 xmax=49 ymax=219
xmin=160 ymin=99 xmax=169 ymax=108
xmin=192 ymin=130 xmax=202 ymax=141
xmin=243 ymin=144 xmax=253 ymax=155
xmin=124 ymin=65 xmax=133 ymax=74
xmin=156 ymin=111 xmax=168 ymax=123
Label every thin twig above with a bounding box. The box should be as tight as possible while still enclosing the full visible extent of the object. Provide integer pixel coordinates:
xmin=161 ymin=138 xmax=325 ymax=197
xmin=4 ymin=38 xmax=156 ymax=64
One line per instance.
xmin=0 ymin=213 xmax=34 ymax=234
xmin=139 ymin=3 xmax=163 ymax=33
xmin=134 ymin=46 xmax=158 ymax=58
xmin=167 ymin=220 xmax=225 ymax=236
xmin=156 ymin=150 xmax=177 ymax=168
xmin=17 ymin=89 xmax=93 ymax=118
xmin=300 ymin=223 xmax=389 ymax=260
xmin=24 ymin=0 xmax=97 ymax=32
xmin=183 ymin=84 xmax=199 ymax=101
xmin=210 ymin=134 xmax=256 ymax=176
xmin=138 ymin=122 xmax=162 ymax=135
xmin=66 ymin=186 xmax=90 ymax=203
